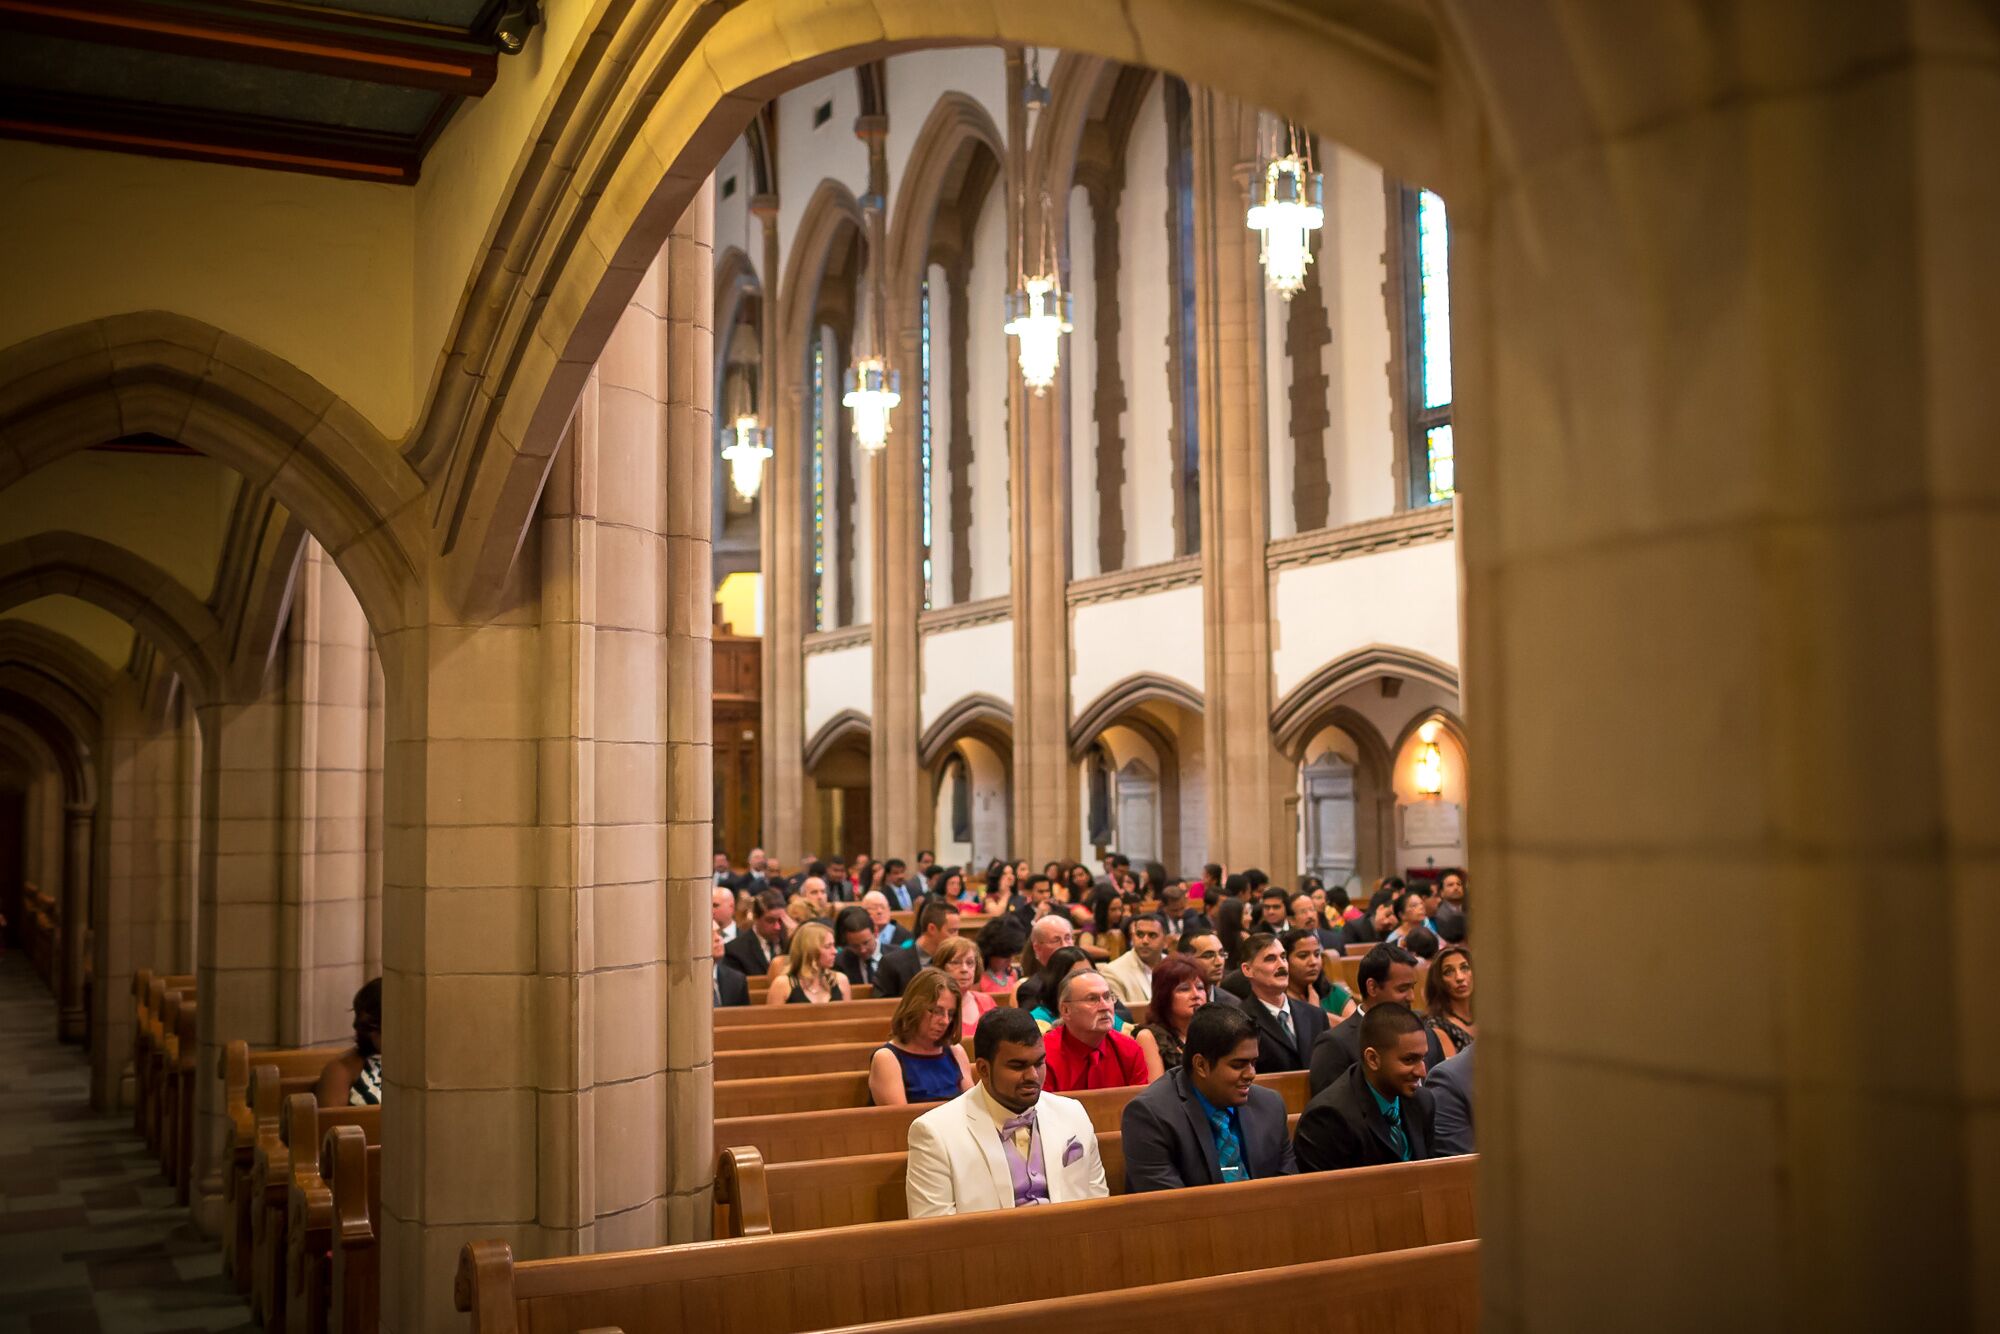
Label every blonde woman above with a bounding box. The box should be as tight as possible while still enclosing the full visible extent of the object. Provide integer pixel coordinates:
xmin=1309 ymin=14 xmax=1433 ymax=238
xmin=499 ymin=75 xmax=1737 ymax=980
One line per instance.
xmin=867 ymin=967 xmax=972 ymax=1105
xmin=930 ymin=936 xmax=998 ymax=1039
xmin=765 ymin=921 xmax=851 ymax=1005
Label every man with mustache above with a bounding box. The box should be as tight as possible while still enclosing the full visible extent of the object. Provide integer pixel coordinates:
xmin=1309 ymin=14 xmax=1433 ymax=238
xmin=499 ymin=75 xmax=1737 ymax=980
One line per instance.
xmin=904 ymin=1007 xmax=1108 ymax=1216
xmin=1236 ymin=932 xmax=1328 ymax=1074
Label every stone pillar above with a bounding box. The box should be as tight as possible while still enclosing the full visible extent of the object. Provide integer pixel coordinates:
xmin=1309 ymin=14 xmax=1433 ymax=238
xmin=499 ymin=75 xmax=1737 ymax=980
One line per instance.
xmin=1009 ymin=49 xmax=1079 ymax=863
xmin=869 ymin=115 xmax=923 ymax=860
xmin=1441 ymin=5 xmax=2000 ymax=1329
xmin=190 ymin=685 xmax=287 ymax=1219
xmin=756 ymin=194 xmax=806 ymax=864
xmin=91 ymin=678 xmax=163 ymax=1108
xmin=279 ymin=543 xmax=376 ymax=1048
xmin=1189 ymin=92 xmax=1292 ymax=882
xmin=376 ymin=184 xmax=714 ymax=1334
xmin=57 ymin=801 xmax=93 ymax=1041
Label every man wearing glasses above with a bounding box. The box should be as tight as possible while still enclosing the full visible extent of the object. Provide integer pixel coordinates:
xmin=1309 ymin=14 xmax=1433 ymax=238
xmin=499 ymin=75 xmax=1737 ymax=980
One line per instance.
xmin=1175 ymin=930 xmax=1244 ymax=1009
xmin=1040 ymin=970 xmax=1148 ymax=1093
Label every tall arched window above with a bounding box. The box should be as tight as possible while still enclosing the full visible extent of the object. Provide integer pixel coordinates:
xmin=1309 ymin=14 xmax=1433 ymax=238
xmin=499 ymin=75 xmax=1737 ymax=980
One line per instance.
xmin=810 ymin=330 xmax=827 ymax=631
xmin=920 ymin=276 xmax=935 ymax=611
xmin=1403 ymin=187 xmax=1453 ymax=506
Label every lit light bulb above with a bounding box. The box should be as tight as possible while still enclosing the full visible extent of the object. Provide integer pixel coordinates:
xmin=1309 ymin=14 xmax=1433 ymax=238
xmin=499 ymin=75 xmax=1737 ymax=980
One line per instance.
xmin=1004 ymin=276 xmax=1073 ymax=395
xmin=1413 ymin=726 xmax=1445 ymax=797
xmin=719 ymin=414 xmax=771 ymax=502
xmin=1246 ymin=153 xmax=1324 ymax=299
xmin=842 ymin=356 xmax=900 ymax=453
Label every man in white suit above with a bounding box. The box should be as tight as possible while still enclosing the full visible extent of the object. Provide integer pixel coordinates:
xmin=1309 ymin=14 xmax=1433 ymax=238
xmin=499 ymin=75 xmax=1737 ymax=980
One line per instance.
xmin=905 ymin=1007 xmax=1110 ymax=1216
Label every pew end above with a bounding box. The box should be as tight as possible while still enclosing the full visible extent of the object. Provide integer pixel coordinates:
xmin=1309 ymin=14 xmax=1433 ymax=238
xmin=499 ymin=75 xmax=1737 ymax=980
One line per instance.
xmin=455 ymin=1240 xmax=521 ymax=1334
xmin=714 ymin=1147 xmax=773 ymax=1238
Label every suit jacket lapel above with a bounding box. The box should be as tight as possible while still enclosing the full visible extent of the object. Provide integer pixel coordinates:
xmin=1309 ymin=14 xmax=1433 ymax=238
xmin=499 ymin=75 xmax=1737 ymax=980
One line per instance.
xmin=966 ymin=1093 xmax=1014 ymax=1209
xmin=1173 ymin=1076 xmax=1223 ymax=1185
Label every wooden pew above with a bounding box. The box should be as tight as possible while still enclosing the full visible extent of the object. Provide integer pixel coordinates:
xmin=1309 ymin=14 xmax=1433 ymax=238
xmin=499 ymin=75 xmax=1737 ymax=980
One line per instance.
xmin=743 ymin=974 xmax=874 ymax=1000
xmin=324 ymin=1125 xmax=382 ymax=1334
xmin=251 ymin=1093 xmax=377 ymax=1330
xmin=715 ymin=1114 xmax=1306 ymax=1236
xmin=715 ymin=1016 xmax=898 ymax=1049
xmin=454 ymin=1156 xmax=1477 ymax=1334
xmin=714 ymin=1071 xmax=1310 ymax=1165
xmin=163 ymin=996 xmax=201 ymax=1202
xmin=224 ymin=1045 xmax=342 ymax=1288
xmin=286 ymin=1095 xmax=384 ymax=1334
xmin=138 ymin=973 xmax=194 ymax=1154
xmin=715 ymin=997 xmax=898 ymax=1028
xmin=715 ymin=1042 xmax=887 ymax=1081
xmin=813 ymin=1240 xmax=1480 ymax=1334
xmin=130 ymin=968 xmax=154 ymax=1130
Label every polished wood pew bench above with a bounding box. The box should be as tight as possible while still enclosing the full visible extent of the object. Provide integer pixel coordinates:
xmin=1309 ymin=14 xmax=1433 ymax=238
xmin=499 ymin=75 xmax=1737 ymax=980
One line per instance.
xmin=815 ymin=1241 xmax=1480 ymax=1334
xmin=744 ymin=975 xmax=874 ymax=1001
xmin=323 ymin=1125 xmax=381 ymax=1334
xmin=251 ymin=1092 xmax=378 ymax=1331
xmin=136 ymin=972 xmax=194 ymax=1152
xmin=715 ymin=997 xmax=897 ymax=1028
xmin=713 ymin=1071 xmax=1309 ymax=1165
xmin=715 ymin=1114 xmax=1306 ymax=1236
xmin=223 ymin=1043 xmax=343 ymax=1287
xmin=163 ymin=997 xmax=201 ymax=1203
xmin=454 ymin=1156 xmax=1476 ymax=1334
xmin=714 ymin=1015 xmax=901 ymax=1049
xmin=285 ymin=1093 xmax=384 ymax=1334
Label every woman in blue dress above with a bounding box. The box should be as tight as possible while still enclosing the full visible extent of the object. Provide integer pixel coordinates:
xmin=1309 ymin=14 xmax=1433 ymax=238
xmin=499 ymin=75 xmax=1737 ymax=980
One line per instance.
xmin=867 ymin=967 xmax=973 ymax=1105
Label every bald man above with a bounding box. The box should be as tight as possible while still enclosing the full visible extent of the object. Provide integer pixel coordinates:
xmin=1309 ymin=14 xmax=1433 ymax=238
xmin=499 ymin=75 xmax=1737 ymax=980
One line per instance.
xmin=711 ymin=885 xmax=739 ymax=945
xmin=1028 ymin=913 xmax=1075 ymax=973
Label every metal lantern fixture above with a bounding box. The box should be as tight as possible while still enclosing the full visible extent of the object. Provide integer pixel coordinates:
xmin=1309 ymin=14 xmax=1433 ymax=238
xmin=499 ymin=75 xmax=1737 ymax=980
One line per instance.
xmin=842 ymin=355 xmax=899 ymax=453
xmin=1247 ymin=121 xmax=1324 ymax=300
xmin=1004 ymin=274 xmax=1073 ymax=395
xmin=1413 ymin=718 xmax=1446 ymax=797
xmin=719 ymin=413 xmax=771 ymax=502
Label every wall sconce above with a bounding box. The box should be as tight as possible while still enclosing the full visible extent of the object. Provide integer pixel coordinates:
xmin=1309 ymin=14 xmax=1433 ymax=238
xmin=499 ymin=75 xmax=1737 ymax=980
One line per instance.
xmin=1413 ymin=718 xmax=1445 ymax=797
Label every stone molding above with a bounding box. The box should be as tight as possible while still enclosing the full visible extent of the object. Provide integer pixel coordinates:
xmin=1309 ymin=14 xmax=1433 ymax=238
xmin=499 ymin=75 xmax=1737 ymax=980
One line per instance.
xmin=1065 ymin=553 xmax=1203 ymax=608
xmin=917 ymin=595 xmax=1010 ymax=635
xmin=1067 ymin=671 xmax=1205 ymax=757
xmin=802 ymin=624 xmax=872 ymax=655
xmin=1264 ymin=504 xmax=1453 ymax=573
xmin=1268 ymin=643 xmax=1459 ymax=757
xmin=916 ymin=692 xmax=1014 ymax=769
xmin=803 ymin=707 xmax=872 ymax=771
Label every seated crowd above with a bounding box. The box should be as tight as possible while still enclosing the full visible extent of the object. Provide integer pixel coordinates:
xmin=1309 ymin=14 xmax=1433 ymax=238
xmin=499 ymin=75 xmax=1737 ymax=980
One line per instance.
xmin=711 ymin=847 xmax=1477 ymax=1210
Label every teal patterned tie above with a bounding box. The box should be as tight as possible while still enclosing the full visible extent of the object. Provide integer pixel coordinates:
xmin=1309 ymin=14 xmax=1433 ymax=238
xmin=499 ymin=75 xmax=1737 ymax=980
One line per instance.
xmin=1204 ymin=1102 xmax=1248 ymax=1183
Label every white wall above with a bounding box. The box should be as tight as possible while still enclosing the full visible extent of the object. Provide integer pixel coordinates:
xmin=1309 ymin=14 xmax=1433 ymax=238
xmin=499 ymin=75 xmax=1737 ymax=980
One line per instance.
xmin=966 ymin=183 xmax=1012 ymax=601
xmin=1068 ymin=184 xmax=1100 ymax=578
xmin=925 ymin=261 xmax=954 ymax=606
xmin=1323 ymin=146 xmax=1396 ymax=526
xmin=1116 ymin=79 xmax=1176 ymax=569
xmin=885 ymin=49 xmax=1008 ymax=193
xmin=776 ymin=71 xmax=869 ymax=265
xmin=1070 ymin=584 xmax=1204 ymax=717
xmin=1269 ymin=540 xmax=1460 ymax=701
xmin=804 ymin=643 xmax=873 ymax=741
xmin=713 ymin=135 xmax=757 ymax=274
xmin=920 ymin=619 xmax=1014 ymax=731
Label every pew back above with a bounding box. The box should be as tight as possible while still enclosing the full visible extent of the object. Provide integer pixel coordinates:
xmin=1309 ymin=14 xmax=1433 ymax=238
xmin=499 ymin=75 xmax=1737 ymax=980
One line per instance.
xmin=713 ymin=1071 xmax=1308 ymax=1165
xmin=714 ymin=998 xmax=897 ymax=1028
xmin=455 ymin=1157 xmax=1476 ymax=1334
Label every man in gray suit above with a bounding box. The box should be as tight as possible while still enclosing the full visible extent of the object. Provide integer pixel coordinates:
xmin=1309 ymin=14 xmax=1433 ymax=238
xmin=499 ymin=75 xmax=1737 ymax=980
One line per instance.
xmin=1119 ymin=1004 xmax=1296 ymax=1191
xmin=1426 ymin=1043 xmax=1474 ymax=1155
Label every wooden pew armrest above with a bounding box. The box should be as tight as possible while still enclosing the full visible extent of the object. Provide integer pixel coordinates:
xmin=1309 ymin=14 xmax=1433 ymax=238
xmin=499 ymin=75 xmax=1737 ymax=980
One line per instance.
xmin=454 ymin=1240 xmax=520 ymax=1334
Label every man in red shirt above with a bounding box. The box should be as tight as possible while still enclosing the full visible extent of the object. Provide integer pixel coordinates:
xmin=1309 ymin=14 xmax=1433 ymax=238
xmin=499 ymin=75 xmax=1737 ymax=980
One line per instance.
xmin=1042 ymin=969 xmax=1149 ymax=1092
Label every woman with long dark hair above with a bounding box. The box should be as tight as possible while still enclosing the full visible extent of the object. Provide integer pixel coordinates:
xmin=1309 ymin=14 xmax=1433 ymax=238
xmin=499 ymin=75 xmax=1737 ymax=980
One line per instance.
xmin=1133 ymin=955 xmax=1207 ymax=1081
xmin=1424 ymin=944 xmax=1476 ymax=1057
xmin=1213 ymin=895 xmax=1251 ymax=970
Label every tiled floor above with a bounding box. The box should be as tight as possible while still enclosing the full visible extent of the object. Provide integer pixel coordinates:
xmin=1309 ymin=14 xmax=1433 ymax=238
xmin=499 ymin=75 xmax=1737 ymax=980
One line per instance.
xmin=0 ymin=952 xmax=254 ymax=1334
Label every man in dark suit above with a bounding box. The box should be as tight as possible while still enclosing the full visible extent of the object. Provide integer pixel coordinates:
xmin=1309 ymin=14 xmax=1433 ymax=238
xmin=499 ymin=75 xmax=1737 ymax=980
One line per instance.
xmin=1426 ymin=1043 xmax=1474 ymax=1155
xmin=1308 ymin=943 xmax=1441 ymax=1095
xmin=1294 ymin=1002 xmax=1436 ymax=1172
xmin=861 ymin=890 xmax=911 ymax=953
xmin=873 ymin=899 xmax=960 ymax=998
xmin=720 ymin=888 xmax=789 ymax=977
xmin=1235 ymin=933 xmax=1329 ymax=1073
xmin=876 ymin=858 xmax=918 ymax=911
xmin=710 ymin=921 xmax=750 ymax=1007
xmin=1121 ymin=1005 xmax=1296 ymax=1191
xmin=831 ymin=906 xmax=881 ymax=989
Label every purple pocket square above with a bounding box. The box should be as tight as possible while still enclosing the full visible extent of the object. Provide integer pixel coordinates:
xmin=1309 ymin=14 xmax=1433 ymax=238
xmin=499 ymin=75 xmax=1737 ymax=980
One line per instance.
xmin=1062 ymin=1137 xmax=1084 ymax=1167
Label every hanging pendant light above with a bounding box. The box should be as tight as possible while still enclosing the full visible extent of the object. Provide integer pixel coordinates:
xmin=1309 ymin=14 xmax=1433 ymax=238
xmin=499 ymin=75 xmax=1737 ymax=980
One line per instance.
xmin=719 ymin=413 xmax=771 ymax=502
xmin=1004 ymin=275 xmax=1073 ymax=396
xmin=1247 ymin=120 xmax=1323 ymax=299
xmin=842 ymin=355 xmax=899 ymax=453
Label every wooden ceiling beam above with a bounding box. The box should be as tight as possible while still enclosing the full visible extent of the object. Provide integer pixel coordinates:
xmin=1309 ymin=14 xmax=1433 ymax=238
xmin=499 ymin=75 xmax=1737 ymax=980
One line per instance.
xmin=0 ymin=0 xmax=497 ymax=95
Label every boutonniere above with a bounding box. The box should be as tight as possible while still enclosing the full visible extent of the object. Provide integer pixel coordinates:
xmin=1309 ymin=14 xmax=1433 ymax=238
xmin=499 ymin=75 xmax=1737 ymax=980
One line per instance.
xmin=1062 ymin=1137 xmax=1084 ymax=1167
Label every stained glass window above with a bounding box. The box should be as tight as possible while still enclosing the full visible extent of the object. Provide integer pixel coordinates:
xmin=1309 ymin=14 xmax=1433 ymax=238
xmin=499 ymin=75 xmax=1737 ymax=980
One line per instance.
xmin=920 ymin=279 xmax=934 ymax=612
xmin=811 ymin=333 xmax=826 ymax=631
xmin=1407 ymin=187 xmax=1454 ymax=506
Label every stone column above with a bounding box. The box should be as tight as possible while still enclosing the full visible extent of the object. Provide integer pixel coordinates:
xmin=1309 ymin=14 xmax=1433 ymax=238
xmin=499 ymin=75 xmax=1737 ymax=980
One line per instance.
xmin=756 ymin=193 xmax=806 ymax=864
xmin=90 ymin=678 xmax=166 ymax=1108
xmin=1009 ymin=49 xmax=1079 ymax=863
xmin=869 ymin=112 xmax=923 ymax=860
xmin=1441 ymin=5 xmax=2000 ymax=1329
xmin=279 ymin=543 xmax=375 ymax=1048
xmin=57 ymin=801 xmax=93 ymax=1041
xmin=1189 ymin=92 xmax=1293 ymax=882
xmin=376 ymin=184 xmax=714 ymax=1334
xmin=191 ymin=684 xmax=288 ymax=1222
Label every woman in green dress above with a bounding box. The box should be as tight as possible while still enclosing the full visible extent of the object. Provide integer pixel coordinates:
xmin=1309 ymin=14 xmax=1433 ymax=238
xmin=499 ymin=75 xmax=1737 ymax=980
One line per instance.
xmin=1282 ymin=928 xmax=1356 ymax=1022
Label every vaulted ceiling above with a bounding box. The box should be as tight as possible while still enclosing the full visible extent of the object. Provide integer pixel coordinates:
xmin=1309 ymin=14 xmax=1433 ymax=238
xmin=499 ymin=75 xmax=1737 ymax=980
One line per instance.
xmin=0 ymin=0 xmax=524 ymax=182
